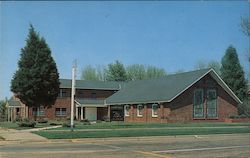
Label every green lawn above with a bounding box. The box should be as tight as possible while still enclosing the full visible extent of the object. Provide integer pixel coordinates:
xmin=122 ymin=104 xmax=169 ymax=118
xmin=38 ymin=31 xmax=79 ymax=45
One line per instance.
xmin=0 ymin=122 xmax=58 ymax=130
xmin=51 ymin=121 xmax=250 ymax=130
xmin=34 ymin=126 xmax=250 ymax=139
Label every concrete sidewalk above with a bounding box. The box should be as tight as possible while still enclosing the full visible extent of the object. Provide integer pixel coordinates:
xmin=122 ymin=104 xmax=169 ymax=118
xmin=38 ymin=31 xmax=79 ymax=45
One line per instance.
xmin=0 ymin=128 xmax=47 ymax=142
xmin=21 ymin=125 xmax=62 ymax=132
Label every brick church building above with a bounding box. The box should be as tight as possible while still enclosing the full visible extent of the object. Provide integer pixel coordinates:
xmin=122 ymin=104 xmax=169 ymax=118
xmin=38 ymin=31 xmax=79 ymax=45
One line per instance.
xmin=7 ymin=68 xmax=241 ymax=123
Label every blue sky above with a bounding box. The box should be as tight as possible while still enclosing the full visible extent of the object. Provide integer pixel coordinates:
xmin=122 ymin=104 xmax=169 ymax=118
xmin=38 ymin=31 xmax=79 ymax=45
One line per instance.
xmin=1 ymin=1 xmax=249 ymax=100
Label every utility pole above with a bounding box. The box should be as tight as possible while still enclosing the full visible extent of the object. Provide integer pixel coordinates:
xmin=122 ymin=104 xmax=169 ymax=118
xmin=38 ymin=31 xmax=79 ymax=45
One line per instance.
xmin=70 ymin=60 xmax=77 ymax=131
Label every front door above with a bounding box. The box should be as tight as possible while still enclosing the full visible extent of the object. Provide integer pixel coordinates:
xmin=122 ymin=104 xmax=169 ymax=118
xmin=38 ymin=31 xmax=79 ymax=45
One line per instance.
xmin=85 ymin=107 xmax=97 ymax=121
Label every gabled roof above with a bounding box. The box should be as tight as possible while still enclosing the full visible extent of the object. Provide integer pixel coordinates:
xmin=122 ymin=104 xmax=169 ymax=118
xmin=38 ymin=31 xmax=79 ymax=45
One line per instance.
xmin=60 ymin=79 xmax=122 ymax=90
xmin=106 ymin=69 xmax=242 ymax=105
xmin=7 ymin=97 xmax=22 ymax=107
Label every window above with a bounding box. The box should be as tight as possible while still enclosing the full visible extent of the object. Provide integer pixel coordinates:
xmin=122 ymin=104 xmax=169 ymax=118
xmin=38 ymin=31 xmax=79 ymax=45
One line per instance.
xmin=33 ymin=106 xmax=45 ymax=116
xmin=58 ymin=89 xmax=70 ymax=98
xmin=55 ymin=108 xmax=67 ymax=116
xmin=77 ymin=90 xmax=84 ymax=98
xmin=137 ymin=104 xmax=143 ymax=117
xmin=152 ymin=104 xmax=158 ymax=117
xmin=206 ymin=89 xmax=217 ymax=118
xmin=193 ymin=89 xmax=204 ymax=118
xmin=124 ymin=105 xmax=130 ymax=116
xmin=91 ymin=93 xmax=97 ymax=99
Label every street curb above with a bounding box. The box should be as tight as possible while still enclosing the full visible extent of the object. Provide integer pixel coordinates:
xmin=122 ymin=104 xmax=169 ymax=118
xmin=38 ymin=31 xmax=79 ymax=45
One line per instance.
xmin=1 ymin=133 xmax=250 ymax=145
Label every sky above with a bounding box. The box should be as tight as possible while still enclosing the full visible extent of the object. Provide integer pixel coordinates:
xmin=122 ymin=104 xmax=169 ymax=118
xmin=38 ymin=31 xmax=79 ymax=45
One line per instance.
xmin=0 ymin=1 xmax=249 ymax=100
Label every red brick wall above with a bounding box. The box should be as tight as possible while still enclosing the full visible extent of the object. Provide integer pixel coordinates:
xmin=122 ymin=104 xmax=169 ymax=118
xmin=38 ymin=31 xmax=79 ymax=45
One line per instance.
xmin=124 ymin=74 xmax=238 ymax=123
xmin=124 ymin=104 xmax=170 ymax=123
xmin=166 ymin=74 xmax=237 ymax=123
xmin=28 ymin=89 xmax=116 ymax=120
xmin=29 ymin=97 xmax=71 ymax=120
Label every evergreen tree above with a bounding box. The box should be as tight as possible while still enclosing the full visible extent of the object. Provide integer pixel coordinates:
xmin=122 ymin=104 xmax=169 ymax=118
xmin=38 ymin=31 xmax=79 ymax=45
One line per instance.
xmin=11 ymin=25 xmax=60 ymax=108
xmin=106 ymin=60 xmax=127 ymax=81
xmin=207 ymin=60 xmax=221 ymax=76
xmin=220 ymin=45 xmax=247 ymax=101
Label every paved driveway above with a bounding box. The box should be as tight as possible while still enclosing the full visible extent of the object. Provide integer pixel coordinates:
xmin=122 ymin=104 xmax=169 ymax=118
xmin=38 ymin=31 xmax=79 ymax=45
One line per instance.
xmin=1 ymin=133 xmax=250 ymax=158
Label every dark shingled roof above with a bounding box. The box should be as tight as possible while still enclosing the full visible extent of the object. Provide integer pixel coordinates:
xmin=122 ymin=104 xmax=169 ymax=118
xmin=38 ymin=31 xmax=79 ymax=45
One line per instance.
xmin=60 ymin=79 xmax=122 ymax=90
xmin=106 ymin=68 xmax=242 ymax=105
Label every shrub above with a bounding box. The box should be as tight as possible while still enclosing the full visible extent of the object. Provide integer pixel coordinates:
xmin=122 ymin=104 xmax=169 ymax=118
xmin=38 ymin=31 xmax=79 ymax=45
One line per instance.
xmin=37 ymin=118 xmax=48 ymax=123
xmin=18 ymin=121 xmax=36 ymax=128
xmin=229 ymin=114 xmax=249 ymax=119
xmin=62 ymin=122 xmax=75 ymax=128
xmin=83 ymin=122 xmax=91 ymax=125
xmin=15 ymin=116 xmax=22 ymax=122
xmin=80 ymin=119 xmax=91 ymax=125
xmin=80 ymin=119 xmax=89 ymax=122
xmin=103 ymin=116 xmax=110 ymax=122
xmin=23 ymin=118 xmax=30 ymax=122
xmin=49 ymin=122 xmax=62 ymax=126
xmin=96 ymin=120 xmax=102 ymax=123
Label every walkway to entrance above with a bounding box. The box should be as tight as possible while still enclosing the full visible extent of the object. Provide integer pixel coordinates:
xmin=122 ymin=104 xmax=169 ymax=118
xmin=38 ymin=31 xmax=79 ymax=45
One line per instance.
xmin=0 ymin=128 xmax=47 ymax=142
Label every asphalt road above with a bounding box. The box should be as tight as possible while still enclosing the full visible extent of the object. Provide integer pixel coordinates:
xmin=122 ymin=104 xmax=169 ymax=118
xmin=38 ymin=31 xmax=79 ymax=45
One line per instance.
xmin=1 ymin=133 xmax=250 ymax=158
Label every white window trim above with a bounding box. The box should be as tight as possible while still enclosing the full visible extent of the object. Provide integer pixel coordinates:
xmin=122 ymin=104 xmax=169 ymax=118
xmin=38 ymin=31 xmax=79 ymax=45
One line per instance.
xmin=124 ymin=105 xmax=130 ymax=116
xmin=152 ymin=104 xmax=158 ymax=117
xmin=137 ymin=104 xmax=143 ymax=117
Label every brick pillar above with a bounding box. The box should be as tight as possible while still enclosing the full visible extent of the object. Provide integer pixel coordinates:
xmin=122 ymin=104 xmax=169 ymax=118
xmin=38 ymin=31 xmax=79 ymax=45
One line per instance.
xmin=144 ymin=104 xmax=147 ymax=122
xmin=131 ymin=105 xmax=134 ymax=122
xmin=160 ymin=104 xmax=164 ymax=123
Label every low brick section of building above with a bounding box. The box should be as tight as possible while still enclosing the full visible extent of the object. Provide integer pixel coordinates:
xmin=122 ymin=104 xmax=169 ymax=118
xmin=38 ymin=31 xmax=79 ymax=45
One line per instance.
xmin=7 ymin=68 xmax=243 ymax=123
xmin=106 ymin=68 xmax=241 ymax=123
xmin=123 ymin=75 xmax=237 ymax=123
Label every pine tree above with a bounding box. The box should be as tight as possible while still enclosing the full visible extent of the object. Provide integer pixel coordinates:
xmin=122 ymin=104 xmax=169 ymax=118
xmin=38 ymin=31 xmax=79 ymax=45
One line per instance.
xmin=220 ymin=45 xmax=247 ymax=101
xmin=11 ymin=25 xmax=60 ymax=108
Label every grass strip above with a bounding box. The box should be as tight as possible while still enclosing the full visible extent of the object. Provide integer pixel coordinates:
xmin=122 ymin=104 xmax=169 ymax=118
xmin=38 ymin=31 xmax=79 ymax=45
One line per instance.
xmin=34 ymin=127 xmax=250 ymax=139
xmin=51 ymin=122 xmax=250 ymax=130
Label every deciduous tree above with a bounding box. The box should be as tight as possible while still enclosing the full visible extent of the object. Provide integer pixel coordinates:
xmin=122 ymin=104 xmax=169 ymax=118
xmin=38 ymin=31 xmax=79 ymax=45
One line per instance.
xmin=126 ymin=64 xmax=146 ymax=81
xmin=146 ymin=65 xmax=167 ymax=79
xmin=106 ymin=60 xmax=127 ymax=81
xmin=81 ymin=65 xmax=100 ymax=81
